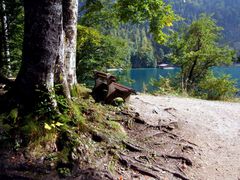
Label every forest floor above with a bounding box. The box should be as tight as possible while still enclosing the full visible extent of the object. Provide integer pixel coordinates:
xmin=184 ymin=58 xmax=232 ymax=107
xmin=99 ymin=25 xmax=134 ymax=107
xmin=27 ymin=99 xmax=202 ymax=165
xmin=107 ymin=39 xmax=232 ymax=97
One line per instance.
xmin=127 ymin=94 xmax=240 ymax=180
xmin=1 ymin=88 xmax=240 ymax=180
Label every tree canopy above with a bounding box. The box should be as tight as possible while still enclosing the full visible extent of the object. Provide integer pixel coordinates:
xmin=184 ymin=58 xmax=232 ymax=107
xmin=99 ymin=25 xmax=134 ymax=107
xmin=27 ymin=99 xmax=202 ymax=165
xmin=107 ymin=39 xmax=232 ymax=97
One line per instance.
xmin=168 ymin=14 xmax=235 ymax=91
xmin=80 ymin=0 xmax=177 ymax=43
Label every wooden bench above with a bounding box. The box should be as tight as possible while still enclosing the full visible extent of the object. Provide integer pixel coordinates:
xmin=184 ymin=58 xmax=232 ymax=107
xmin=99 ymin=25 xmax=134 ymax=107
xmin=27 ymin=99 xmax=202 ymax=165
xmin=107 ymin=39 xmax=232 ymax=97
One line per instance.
xmin=92 ymin=71 xmax=135 ymax=104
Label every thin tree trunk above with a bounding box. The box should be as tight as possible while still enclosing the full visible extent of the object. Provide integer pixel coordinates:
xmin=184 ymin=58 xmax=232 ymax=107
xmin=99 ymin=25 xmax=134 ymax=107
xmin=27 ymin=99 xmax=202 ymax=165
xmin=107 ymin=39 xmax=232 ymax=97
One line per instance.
xmin=63 ymin=0 xmax=78 ymax=87
xmin=187 ymin=57 xmax=198 ymax=89
xmin=0 ymin=29 xmax=3 ymax=73
xmin=186 ymin=38 xmax=201 ymax=91
xmin=15 ymin=0 xmax=63 ymax=107
xmin=0 ymin=0 xmax=11 ymax=75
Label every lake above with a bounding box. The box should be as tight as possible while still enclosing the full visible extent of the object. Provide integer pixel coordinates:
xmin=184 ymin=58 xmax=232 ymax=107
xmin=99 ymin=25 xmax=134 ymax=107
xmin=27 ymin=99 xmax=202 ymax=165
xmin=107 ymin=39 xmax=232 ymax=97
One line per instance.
xmin=116 ymin=66 xmax=240 ymax=92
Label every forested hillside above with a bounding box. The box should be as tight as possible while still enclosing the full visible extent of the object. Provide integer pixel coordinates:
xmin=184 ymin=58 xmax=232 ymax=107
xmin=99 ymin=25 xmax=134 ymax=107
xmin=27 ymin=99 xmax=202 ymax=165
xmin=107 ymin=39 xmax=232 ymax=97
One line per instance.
xmin=169 ymin=0 xmax=240 ymax=51
xmin=78 ymin=0 xmax=240 ymax=70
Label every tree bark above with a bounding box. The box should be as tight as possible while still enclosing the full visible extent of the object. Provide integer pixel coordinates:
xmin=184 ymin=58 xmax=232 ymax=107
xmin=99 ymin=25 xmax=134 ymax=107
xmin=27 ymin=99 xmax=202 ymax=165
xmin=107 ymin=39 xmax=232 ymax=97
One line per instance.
xmin=15 ymin=0 xmax=63 ymax=106
xmin=54 ymin=17 xmax=71 ymax=99
xmin=63 ymin=0 xmax=78 ymax=87
xmin=0 ymin=0 xmax=11 ymax=75
xmin=0 ymin=27 xmax=3 ymax=73
xmin=9 ymin=0 xmax=79 ymax=109
xmin=185 ymin=37 xmax=201 ymax=91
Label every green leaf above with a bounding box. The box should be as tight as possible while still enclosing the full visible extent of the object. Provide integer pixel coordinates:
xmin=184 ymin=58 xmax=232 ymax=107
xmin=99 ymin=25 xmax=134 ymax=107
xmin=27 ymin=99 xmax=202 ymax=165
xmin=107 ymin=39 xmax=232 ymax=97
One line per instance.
xmin=44 ymin=123 xmax=52 ymax=130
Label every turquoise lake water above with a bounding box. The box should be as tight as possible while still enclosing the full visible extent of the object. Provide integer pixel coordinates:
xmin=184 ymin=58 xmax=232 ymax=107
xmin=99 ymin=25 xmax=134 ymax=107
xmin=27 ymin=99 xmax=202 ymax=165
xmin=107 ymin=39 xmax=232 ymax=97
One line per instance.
xmin=117 ymin=66 xmax=240 ymax=92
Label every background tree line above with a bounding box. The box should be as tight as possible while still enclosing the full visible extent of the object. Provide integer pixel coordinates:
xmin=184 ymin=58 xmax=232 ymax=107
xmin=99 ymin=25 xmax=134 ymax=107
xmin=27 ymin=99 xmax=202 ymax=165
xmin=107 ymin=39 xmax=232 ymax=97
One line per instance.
xmin=168 ymin=0 xmax=240 ymax=52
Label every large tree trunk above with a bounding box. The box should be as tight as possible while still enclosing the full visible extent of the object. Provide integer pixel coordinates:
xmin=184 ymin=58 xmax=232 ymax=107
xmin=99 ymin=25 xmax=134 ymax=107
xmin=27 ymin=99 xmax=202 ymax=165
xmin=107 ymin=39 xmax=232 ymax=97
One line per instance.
xmin=54 ymin=17 xmax=71 ymax=99
xmin=63 ymin=0 xmax=78 ymax=87
xmin=11 ymin=0 xmax=79 ymax=109
xmin=54 ymin=0 xmax=78 ymax=99
xmin=15 ymin=0 xmax=64 ymax=107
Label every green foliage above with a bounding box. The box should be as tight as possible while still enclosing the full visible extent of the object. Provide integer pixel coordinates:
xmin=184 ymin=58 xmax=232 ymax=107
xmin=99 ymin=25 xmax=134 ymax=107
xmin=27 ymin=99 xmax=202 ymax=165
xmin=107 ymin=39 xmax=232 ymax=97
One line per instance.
xmin=9 ymin=108 xmax=18 ymax=123
xmin=26 ymin=132 xmax=58 ymax=158
xmin=168 ymin=14 xmax=235 ymax=91
xmin=112 ymin=97 xmax=124 ymax=106
xmin=8 ymin=1 xmax=24 ymax=76
xmin=198 ymin=72 xmax=237 ymax=100
xmin=80 ymin=0 xmax=177 ymax=43
xmin=151 ymin=72 xmax=238 ymax=101
xmin=109 ymin=25 xmax=160 ymax=68
xmin=20 ymin=118 xmax=41 ymax=137
xmin=0 ymin=0 xmax=23 ymax=76
xmin=71 ymin=84 xmax=92 ymax=99
xmin=69 ymin=101 xmax=86 ymax=128
xmin=79 ymin=0 xmax=177 ymax=69
xmin=76 ymin=25 xmax=131 ymax=84
xmin=58 ymin=167 xmax=71 ymax=177
xmin=168 ymin=0 xmax=240 ymax=51
xmin=142 ymin=82 xmax=148 ymax=93
xmin=106 ymin=120 xmax=126 ymax=138
xmin=151 ymin=76 xmax=180 ymax=95
xmin=80 ymin=0 xmax=118 ymax=31
xmin=115 ymin=0 xmax=177 ymax=43
xmin=130 ymin=28 xmax=156 ymax=68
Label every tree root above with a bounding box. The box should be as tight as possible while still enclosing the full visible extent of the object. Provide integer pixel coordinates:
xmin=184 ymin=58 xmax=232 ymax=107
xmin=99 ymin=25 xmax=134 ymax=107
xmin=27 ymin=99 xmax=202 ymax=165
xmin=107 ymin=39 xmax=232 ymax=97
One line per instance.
xmin=152 ymin=165 xmax=189 ymax=180
xmin=162 ymin=129 xmax=198 ymax=147
xmin=119 ymin=154 xmax=190 ymax=180
xmin=120 ymin=110 xmax=146 ymax=124
xmin=164 ymin=107 xmax=177 ymax=118
xmin=118 ymin=154 xmax=162 ymax=179
xmin=123 ymin=110 xmax=198 ymax=148
xmin=122 ymin=140 xmax=144 ymax=152
xmin=133 ymin=117 xmax=146 ymax=124
xmin=121 ymin=140 xmax=193 ymax=167
xmin=164 ymin=155 xmax=193 ymax=166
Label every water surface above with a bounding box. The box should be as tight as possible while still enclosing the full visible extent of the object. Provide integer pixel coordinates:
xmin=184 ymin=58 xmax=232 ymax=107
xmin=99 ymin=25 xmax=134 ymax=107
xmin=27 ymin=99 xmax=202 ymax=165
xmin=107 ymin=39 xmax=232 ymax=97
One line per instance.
xmin=117 ymin=66 xmax=240 ymax=92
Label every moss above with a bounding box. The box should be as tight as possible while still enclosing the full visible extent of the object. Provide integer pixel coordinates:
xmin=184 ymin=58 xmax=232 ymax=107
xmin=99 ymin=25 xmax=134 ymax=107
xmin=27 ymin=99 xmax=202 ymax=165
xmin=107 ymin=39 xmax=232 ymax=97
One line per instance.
xmin=106 ymin=121 xmax=127 ymax=139
xmin=26 ymin=132 xmax=58 ymax=159
xmin=20 ymin=120 xmax=41 ymax=137
xmin=9 ymin=108 xmax=18 ymax=123
xmin=58 ymin=167 xmax=71 ymax=177
xmin=108 ymin=157 xmax=118 ymax=173
xmin=57 ymin=147 xmax=71 ymax=164
xmin=69 ymin=101 xmax=86 ymax=130
xmin=71 ymin=84 xmax=91 ymax=99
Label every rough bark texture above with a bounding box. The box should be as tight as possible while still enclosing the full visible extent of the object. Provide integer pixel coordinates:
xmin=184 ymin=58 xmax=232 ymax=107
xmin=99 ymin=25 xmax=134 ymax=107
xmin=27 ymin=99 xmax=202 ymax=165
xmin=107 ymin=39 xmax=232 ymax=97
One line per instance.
xmin=63 ymin=0 xmax=78 ymax=87
xmin=15 ymin=0 xmax=63 ymax=106
xmin=55 ymin=17 xmax=71 ymax=99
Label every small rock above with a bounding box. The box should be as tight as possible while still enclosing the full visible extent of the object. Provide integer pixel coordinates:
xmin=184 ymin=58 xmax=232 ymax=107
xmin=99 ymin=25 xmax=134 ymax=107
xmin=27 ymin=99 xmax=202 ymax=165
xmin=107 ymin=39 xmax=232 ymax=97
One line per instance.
xmin=71 ymin=152 xmax=78 ymax=161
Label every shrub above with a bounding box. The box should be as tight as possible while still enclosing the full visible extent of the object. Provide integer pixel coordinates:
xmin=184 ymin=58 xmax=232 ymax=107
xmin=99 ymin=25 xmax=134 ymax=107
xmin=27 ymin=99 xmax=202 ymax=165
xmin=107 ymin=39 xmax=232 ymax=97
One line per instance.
xmin=151 ymin=76 xmax=180 ymax=95
xmin=198 ymin=73 xmax=237 ymax=100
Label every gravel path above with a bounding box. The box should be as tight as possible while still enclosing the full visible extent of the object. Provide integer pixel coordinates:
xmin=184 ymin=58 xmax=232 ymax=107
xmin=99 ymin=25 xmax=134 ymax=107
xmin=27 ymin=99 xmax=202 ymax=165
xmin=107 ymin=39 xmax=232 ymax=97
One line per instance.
xmin=129 ymin=94 xmax=240 ymax=180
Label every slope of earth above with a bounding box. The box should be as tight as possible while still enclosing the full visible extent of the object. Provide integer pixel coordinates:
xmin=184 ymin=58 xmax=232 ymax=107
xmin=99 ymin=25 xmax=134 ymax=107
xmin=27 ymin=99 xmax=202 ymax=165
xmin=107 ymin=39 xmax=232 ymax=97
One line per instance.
xmin=1 ymin=92 xmax=240 ymax=180
xmin=129 ymin=94 xmax=240 ymax=179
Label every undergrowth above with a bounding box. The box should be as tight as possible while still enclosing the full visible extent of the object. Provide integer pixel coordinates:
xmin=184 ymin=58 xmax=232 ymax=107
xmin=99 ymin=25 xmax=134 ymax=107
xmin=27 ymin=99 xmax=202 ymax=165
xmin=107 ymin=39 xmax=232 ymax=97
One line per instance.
xmin=0 ymin=84 xmax=128 ymax=177
xmin=150 ymin=74 xmax=239 ymax=102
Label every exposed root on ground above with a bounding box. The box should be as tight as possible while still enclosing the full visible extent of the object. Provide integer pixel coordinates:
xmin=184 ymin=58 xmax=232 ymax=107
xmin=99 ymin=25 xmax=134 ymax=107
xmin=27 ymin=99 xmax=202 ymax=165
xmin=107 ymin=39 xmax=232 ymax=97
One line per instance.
xmin=119 ymin=153 xmax=190 ymax=180
xmin=116 ymin=108 xmax=198 ymax=179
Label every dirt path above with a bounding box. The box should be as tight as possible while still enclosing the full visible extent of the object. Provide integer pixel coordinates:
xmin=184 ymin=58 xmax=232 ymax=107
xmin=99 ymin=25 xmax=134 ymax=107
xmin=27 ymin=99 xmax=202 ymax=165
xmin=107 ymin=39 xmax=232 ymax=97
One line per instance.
xmin=129 ymin=94 xmax=240 ymax=180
